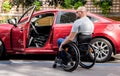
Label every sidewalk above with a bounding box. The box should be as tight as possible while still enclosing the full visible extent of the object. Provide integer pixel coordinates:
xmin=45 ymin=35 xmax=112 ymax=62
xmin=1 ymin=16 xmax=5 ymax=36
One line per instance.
xmin=112 ymin=54 xmax=120 ymax=60
xmin=109 ymin=54 xmax=120 ymax=63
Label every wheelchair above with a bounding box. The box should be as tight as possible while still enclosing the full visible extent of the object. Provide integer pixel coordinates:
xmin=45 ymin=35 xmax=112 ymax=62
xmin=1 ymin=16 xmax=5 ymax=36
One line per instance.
xmin=53 ymin=33 xmax=96 ymax=72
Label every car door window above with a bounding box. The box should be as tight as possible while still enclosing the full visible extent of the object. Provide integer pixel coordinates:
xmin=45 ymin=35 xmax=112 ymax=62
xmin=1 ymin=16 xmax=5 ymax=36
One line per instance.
xmin=87 ymin=16 xmax=99 ymax=22
xmin=56 ymin=12 xmax=76 ymax=24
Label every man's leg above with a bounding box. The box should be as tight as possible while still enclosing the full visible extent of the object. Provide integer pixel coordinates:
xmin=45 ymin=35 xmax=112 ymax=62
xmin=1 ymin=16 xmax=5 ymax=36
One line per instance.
xmin=56 ymin=38 xmax=65 ymax=58
xmin=57 ymin=38 xmax=65 ymax=47
xmin=57 ymin=38 xmax=71 ymax=65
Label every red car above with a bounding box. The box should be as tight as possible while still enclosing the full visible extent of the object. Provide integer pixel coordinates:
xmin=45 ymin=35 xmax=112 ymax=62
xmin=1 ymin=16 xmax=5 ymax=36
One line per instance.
xmin=0 ymin=6 xmax=120 ymax=62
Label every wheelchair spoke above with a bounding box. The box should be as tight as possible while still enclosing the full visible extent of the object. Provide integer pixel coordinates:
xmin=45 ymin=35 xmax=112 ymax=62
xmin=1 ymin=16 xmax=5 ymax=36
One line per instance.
xmin=79 ymin=43 xmax=96 ymax=69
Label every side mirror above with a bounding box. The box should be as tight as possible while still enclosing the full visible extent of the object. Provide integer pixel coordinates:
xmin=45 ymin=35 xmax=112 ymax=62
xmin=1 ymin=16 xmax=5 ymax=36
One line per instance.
xmin=7 ymin=18 xmax=17 ymax=27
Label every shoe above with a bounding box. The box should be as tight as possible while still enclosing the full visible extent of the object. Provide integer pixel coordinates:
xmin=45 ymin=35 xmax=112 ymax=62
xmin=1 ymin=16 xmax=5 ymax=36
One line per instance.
xmin=62 ymin=51 xmax=72 ymax=65
xmin=56 ymin=50 xmax=67 ymax=59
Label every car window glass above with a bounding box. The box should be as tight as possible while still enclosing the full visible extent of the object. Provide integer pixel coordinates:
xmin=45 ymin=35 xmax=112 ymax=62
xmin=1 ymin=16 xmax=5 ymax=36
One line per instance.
xmin=32 ymin=13 xmax=54 ymax=26
xmin=87 ymin=16 xmax=99 ymax=22
xmin=58 ymin=12 xmax=76 ymax=24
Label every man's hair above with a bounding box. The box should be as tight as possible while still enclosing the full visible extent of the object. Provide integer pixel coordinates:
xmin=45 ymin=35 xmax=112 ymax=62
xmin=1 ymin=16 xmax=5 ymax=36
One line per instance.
xmin=77 ymin=6 xmax=87 ymax=12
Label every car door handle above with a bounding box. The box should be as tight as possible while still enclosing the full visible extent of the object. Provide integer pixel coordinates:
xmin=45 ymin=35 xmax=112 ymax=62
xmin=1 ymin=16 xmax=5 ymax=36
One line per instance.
xmin=18 ymin=27 xmax=27 ymax=31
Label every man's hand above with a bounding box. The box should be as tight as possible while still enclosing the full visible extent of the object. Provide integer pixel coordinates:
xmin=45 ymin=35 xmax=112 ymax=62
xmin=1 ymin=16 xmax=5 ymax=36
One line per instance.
xmin=59 ymin=32 xmax=77 ymax=51
xmin=59 ymin=44 xmax=63 ymax=51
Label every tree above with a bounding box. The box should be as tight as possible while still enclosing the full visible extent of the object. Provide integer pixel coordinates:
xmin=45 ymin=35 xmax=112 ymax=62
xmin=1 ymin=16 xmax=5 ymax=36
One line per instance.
xmin=2 ymin=0 xmax=12 ymax=12
xmin=33 ymin=0 xmax=41 ymax=11
xmin=61 ymin=0 xmax=87 ymax=9
xmin=47 ymin=0 xmax=86 ymax=9
xmin=93 ymin=0 xmax=113 ymax=16
xmin=10 ymin=0 xmax=41 ymax=11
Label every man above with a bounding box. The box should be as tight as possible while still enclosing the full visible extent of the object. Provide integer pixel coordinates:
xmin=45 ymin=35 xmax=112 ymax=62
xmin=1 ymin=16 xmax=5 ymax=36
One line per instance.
xmin=57 ymin=6 xmax=94 ymax=64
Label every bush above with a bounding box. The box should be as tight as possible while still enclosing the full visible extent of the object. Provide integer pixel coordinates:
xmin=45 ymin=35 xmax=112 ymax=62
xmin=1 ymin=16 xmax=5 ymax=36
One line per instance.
xmin=2 ymin=0 xmax=12 ymax=12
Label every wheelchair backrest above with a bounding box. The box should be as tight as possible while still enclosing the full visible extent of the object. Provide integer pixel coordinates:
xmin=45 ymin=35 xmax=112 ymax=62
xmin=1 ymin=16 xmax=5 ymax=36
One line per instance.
xmin=77 ymin=33 xmax=92 ymax=44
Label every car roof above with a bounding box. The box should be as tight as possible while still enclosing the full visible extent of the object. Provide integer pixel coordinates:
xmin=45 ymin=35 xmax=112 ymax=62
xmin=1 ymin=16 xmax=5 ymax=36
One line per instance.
xmin=34 ymin=9 xmax=115 ymax=23
xmin=34 ymin=9 xmax=75 ymax=14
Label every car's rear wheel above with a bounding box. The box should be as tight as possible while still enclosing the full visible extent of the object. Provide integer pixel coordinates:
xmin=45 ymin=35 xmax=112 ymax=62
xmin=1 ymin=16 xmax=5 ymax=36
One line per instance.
xmin=0 ymin=40 xmax=6 ymax=59
xmin=90 ymin=38 xmax=113 ymax=62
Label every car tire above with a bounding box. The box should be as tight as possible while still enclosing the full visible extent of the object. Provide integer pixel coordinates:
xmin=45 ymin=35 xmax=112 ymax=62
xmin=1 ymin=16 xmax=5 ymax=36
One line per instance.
xmin=90 ymin=38 xmax=113 ymax=62
xmin=0 ymin=40 xmax=6 ymax=59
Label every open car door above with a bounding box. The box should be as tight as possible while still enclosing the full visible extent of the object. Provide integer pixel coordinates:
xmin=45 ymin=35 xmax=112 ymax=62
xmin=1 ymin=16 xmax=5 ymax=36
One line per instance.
xmin=17 ymin=6 xmax=36 ymax=49
xmin=11 ymin=6 xmax=36 ymax=52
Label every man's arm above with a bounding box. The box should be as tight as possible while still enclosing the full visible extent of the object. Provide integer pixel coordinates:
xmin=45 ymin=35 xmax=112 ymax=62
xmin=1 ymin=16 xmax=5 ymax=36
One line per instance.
xmin=59 ymin=32 xmax=77 ymax=51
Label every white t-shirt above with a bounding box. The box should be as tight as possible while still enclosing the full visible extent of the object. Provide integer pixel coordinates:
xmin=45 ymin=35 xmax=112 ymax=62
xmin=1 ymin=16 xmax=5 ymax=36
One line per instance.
xmin=71 ymin=16 xmax=94 ymax=35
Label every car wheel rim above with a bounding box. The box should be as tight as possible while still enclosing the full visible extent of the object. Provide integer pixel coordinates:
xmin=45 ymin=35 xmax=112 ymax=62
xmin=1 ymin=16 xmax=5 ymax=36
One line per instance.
xmin=92 ymin=41 xmax=109 ymax=61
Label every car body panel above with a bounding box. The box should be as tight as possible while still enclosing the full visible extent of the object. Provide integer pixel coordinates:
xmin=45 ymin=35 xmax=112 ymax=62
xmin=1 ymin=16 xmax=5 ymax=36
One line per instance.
xmin=0 ymin=24 xmax=14 ymax=51
xmin=52 ymin=24 xmax=72 ymax=49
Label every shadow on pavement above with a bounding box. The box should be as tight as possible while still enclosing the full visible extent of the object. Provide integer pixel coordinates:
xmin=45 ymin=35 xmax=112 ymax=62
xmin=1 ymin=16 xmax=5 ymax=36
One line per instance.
xmin=1 ymin=54 xmax=119 ymax=63
xmin=4 ymin=54 xmax=56 ymax=60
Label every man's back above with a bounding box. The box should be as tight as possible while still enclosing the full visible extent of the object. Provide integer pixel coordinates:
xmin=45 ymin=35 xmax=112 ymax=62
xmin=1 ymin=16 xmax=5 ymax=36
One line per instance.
xmin=73 ymin=16 xmax=94 ymax=35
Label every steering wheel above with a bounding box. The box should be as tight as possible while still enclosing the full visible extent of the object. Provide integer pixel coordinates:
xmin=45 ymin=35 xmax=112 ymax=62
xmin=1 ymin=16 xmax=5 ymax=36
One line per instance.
xmin=30 ymin=22 xmax=39 ymax=35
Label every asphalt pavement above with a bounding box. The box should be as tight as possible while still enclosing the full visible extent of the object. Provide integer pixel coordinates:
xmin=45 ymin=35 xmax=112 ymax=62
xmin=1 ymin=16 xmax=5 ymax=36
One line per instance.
xmin=0 ymin=54 xmax=120 ymax=76
xmin=0 ymin=60 xmax=120 ymax=76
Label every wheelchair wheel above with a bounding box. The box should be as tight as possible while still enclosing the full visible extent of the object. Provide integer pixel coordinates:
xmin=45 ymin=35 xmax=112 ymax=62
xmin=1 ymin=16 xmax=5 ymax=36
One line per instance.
xmin=78 ymin=43 xmax=96 ymax=69
xmin=61 ymin=42 xmax=79 ymax=72
xmin=53 ymin=57 xmax=62 ymax=68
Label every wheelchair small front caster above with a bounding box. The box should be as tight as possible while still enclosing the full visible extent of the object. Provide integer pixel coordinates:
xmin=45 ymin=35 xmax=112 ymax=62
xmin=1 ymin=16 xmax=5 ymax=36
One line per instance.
xmin=53 ymin=63 xmax=57 ymax=68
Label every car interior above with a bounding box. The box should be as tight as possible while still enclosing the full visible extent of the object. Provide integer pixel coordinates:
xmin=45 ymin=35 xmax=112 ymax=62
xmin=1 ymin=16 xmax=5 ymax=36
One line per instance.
xmin=28 ymin=13 xmax=54 ymax=47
